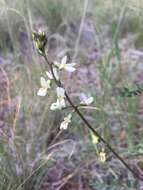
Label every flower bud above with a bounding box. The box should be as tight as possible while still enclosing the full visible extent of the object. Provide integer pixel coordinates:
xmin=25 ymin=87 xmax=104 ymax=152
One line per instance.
xmin=32 ymin=30 xmax=47 ymax=55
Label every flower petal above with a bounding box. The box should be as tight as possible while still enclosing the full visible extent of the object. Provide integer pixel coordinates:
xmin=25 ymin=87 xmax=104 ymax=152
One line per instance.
xmin=37 ymin=88 xmax=47 ymax=96
xmin=65 ymin=65 xmax=76 ymax=72
xmin=80 ymin=93 xmax=94 ymax=105
xmin=99 ymin=151 xmax=106 ymax=163
xmin=46 ymin=71 xmax=53 ymax=80
xmin=67 ymin=114 xmax=72 ymax=120
xmin=56 ymin=87 xmax=65 ymax=98
xmin=53 ymin=67 xmax=59 ymax=80
xmin=86 ymin=97 xmax=94 ymax=105
xmin=61 ymin=56 xmax=67 ymax=66
xmin=50 ymin=102 xmax=59 ymax=110
xmin=50 ymin=98 xmax=65 ymax=110
xmin=59 ymin=98 xmax=66 ymax=108
xmin=80 ymin=93 xmax=87 ymax=102
xmin=46 ymin=80 xmax=51 ymax=88
xmin=40 ymin=77 xmax=47 ymax=88
xmin=91 ymin=133 xmax=99 ymax=144
xmin=46 ymin=68 xmax=59 ymax=80
xmin=60 ymin=121 xmax=68 ymax=130
xmin=67 ymin=63 xmax=76 ymax=67
xmin=60 ymin=113 xmax=72 ymax=130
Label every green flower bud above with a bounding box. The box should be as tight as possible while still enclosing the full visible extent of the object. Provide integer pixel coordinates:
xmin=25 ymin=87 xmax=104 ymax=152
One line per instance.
xmin=32 ymin=31 xmax=47 ymax=55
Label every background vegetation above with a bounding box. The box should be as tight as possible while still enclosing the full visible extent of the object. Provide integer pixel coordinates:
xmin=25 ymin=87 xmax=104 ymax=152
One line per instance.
xmin=0 ymin=0 xmax=143 ymax=189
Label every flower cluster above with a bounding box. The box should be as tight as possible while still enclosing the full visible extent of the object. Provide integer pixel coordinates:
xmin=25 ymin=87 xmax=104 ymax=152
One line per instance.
xmin=35 ymin=31 xmax=106 ymax=163
xmin=34 ymin=31 xmax=142 ymax=177
xmin=37 ymin=54 xmax=94 ymax=131
xmin=34 ymin=30 xmax=106 ymax=163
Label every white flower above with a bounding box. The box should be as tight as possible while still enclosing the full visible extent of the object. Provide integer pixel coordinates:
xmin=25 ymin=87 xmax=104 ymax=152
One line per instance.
xmin=57 ymin=87 xmax=66 ymax=107
xmin=54 ymin=56 xmax=76 ymax=72
xmin=56 ymin=87 xmax=65 ymax=99
xmin=37 ymin=77 xmax=51 ymax=96
xmin=46 ymin=67 xmax=59 ymax=80
xmin=60 ymin=114 xmax=72 ymax=130
xmin=50 ymin=87 xmax=66 ymax=110
xmin=50 ymin=101 xmax=59 ymax=110
xmin=80 ymin=93 xmax=94 ymax=105
xmin=50 ymin=98 xmax=65 ymax=110
xmin=58 ymin=98 xmax=66 ymax=108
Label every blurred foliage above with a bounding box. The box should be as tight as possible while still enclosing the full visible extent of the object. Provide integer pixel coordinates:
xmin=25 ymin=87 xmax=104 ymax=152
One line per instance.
xmin=0 ymin=0 xmax=143 ymax=189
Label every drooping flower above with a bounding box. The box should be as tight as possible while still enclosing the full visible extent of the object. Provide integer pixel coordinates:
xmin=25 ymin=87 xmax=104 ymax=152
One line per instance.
xmin=99 ymin=149 xmax=106 ymax=163
xmin=54 ymin=56 xmax=76 ymax=72
xmin=80 ymin=93 xmax=94 ymax=105
xmin=46 ymin=67 xmax=59 ymax=80
xmin=60 ymin=114 xmax=72 ymax=130
xmin=37 ymin=77 xmax=51 ymax=96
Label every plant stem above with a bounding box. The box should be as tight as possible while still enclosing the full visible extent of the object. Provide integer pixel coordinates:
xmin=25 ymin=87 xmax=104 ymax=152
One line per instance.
xmin=43 ymin=52 xmax=143 ymax=181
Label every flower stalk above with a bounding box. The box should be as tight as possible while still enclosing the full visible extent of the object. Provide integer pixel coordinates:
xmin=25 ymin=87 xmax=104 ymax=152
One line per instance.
xmin=43 ymin=51 xmax=143 ymax=181
xmin=33 ymin=31 xmax=143 ymax=181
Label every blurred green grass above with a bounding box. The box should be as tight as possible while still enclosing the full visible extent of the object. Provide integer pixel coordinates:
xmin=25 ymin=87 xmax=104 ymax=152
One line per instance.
xmin=0 ymin=0 xmax=143 ymax=189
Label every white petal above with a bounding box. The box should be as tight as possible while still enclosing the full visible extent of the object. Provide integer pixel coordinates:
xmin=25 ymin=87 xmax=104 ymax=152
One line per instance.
xmin=67 ymin=114 xmax=72 ymax=120
xmin=61 ymin=56 xmax=67 ymax=66
xmin=46 ymin=68 xmax=59 ymax=80
xmin=59 ymin=64 xmax=64 ymax=70
xmin=50 ymin=98 xmax=65 ymax=110
xmin=54 ymin=99 xmax=61 ymax=109
xmin=67 ymin=63 xmax=76 ymax=67
xmin=46 ymin=80 xmax=51 ymax=88
xmin=50 ymin=102 xmax=59 ymax=110
xmin=80 ymin=93 xmax=94 ymax=105
xmin=59 ymin=98 xmax=66 ymax=108
xmin=50 ymin=99 xmax=61 ymax=110
xmin=56 ymin=87 xmax=65 ymax=98
xmin=46 ymin=71 xmax=53 ymax=80
xmin=65 ymin=65 xmax=76 ymax=72
xmin=80 ymin=93 xmax=87 ymax=102
xmin=60 ymin=121 xmax=68 ymax=130
xmin=86 ymin=97 xmax=94 ymax=105
xmin=37 ymin=88 xmax=47 ymax=96
xmin=53 ymin=67 xmax=59 ymax=80
xmin=40 ymin=77 xmax=47 ymax=88
xmin=59 ymin=56 xmax=67 ymax=69
xmin=91 ymin=133 xmax=99 ymax=144
xmin=60 ymin=113 xmax=72 ymax=130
